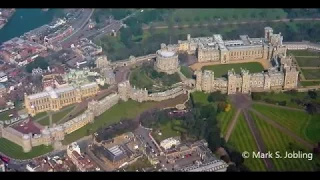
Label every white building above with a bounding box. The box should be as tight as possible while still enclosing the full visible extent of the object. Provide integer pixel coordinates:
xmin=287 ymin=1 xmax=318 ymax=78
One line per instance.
xmin=160 ymin=137 xmax=181 ymax=150
xmin=180 ymin=160 xmax=228 ymax=172
xmin=0 ymin=161 xmax=5 ymax=172
xmin=0 ymin=72 xmax=8 ymax=82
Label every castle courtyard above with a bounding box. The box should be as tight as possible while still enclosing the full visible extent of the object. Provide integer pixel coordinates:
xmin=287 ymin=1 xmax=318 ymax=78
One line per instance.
xmin=189 ymin=58 xmax=271 ymax=71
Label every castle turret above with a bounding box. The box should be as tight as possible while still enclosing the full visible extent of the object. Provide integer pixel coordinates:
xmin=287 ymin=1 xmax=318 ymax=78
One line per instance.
xmin=227 ymin=69 xmax=237 ymax=95
xmin=118 ymin=81 xmax=131 ymax=101
xmin=241 ymin=68 xmax=251 ymax=94
xmin=264 ymin=27 xmax=273 ymax=41
xmin=21 ymin=134 xmax=32 ymax=153
xmin=187 ymin=34 xmax=191 ymax=41
xmin=283 ymin=66 xmax=299 ymax=89
xmin=194 ymin=70 xmax=203 ymax=91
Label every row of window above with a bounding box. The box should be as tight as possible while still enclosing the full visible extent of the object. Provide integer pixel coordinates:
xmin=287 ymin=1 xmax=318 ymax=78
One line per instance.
xmin=230 ymin=49 xmax=263 ymax=56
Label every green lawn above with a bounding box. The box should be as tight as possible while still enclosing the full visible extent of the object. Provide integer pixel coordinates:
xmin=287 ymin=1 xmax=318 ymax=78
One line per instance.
xmin=288 ymin=50 xmax=320 ymax=57
xmin=301 ymin=69 xmax=320 ymax=80
xmin=190 ymin=91 xmax=210 ymax=106
xmin=33 ymin=112 xmax=47 ymax=120
xmin=251 ymin=112 xmax=320 ymax=171
xmin=295 ymin=57 xmax=320 ymax=67
xmin=0 ymin=111 xmax=11 ymax=121
xmin=37 ymin=106 xmax=75 ymax=126
xmin=152 ymin=119 xmax=186 ymax=143
xmin=171 ymin=9 xmax=287 ymax=22
xmin=300 ymin=81 xmax=320 ymax=87
xmin=305 ymin=114 xmax=320 ymax=143
xmin=202 ymin=62 xmax=264 ymax=77
xmin=252 ymin=104 xmax=311 ymax=142
xmin=255 ymin=91 xmax=309 ymax=108
xmin=180 ymin=66 xmax=194 ymax=79
xmin=217 ymin=106 xmax=236 ymax=136
xmin=229 ymin=113 xmax=266 ymax=171
xmin=63 ymin=100 xmax=157 ymax=144
xmin=130 ymin=67 xmax=154 ymax=90
xmin=0 ymin=138 xmax=53 ymax=160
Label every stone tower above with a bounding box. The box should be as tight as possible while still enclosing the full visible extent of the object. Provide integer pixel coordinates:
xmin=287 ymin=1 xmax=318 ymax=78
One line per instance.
xmin=95 ymin=55 xmax=110 ymax=69
xmin=241 ymin=68 xmax=251 ymax=94
xmin=187 ymin=34 xmax=191 ymax=41
xmin=264 ymin=27 xmax=273 ymax=41
xmin=263 ymin=74 xmax=271 ymax=91
xmin=21 ymin=134 xmax=32 ymax=153
xmin=201 ymin=70 xmax=214 ymax=93
xmin=283 ymin=66 xmax=299 ymax=89
xmin=227 ymin=69 xmax=237 ymax=95
xmin=194 ymin=70 xmax=203 ymax=91
xmin=118 ymin=81 xmax=131 ymax=101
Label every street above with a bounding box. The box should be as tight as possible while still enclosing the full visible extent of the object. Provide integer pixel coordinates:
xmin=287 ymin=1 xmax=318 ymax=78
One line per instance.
xmin=134 ymin=125 xmax=161 ymax=155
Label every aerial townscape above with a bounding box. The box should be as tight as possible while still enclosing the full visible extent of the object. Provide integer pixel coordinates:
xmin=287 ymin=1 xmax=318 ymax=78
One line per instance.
xmin=0 ymin=8 xmax=320 ymax=172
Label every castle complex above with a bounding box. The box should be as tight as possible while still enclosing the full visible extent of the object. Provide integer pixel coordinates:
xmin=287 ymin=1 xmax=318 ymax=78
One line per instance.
xmin=0 ymin=26 xmax=307 ymax=155
xmin=24 ymin=82 xmax=99 ymax=116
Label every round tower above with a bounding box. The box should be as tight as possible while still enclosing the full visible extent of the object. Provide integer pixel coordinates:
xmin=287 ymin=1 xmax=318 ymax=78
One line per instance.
xmin=21 ymin=134 xmax=32 ymax=153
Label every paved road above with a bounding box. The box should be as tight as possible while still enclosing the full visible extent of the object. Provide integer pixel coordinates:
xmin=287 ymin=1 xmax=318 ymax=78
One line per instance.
xmin=242 ymin=109 xmax=275 ymax=171
xmin=143 ymin=18 xmax=320 ymax=30
xmin=134 ymin=125 xmax=161 ymax=155
xmin=224 ymin=109 xmax=241 ymax=142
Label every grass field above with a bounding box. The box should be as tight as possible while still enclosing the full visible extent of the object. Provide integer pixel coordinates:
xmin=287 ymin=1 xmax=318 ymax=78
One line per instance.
xmin=0 ymin=138 xmax=53 ymax=159
xmin=0 ymin=111 xmax=11 ymax=121
xmin=288 ymin=50 xmax=320 ymax=57
xmin=63 ymin=100 xmax=157 ymax=144
xmin=217 ymin=106 xmax=236 ymax=136
xmin=152 ymin=119 xmax=186 ymax=143
xmin=130 ymin=67 xmax=154 ymax=90
xmin=305 ymin=114 xmax=320 ymax=143
xmin=228 ymin=113 xmax=266 ymax=171
xmin=33 ymin=112 xmax=47 ymax=120
xmin=171 ymin=9 xmax=287 ymax=22
xmin=37 ymin=106 xmax=75 ymax=126
xmin=202 ymin=62 xmax=264 ymax=77
xmin=180 ymin=66 xmax=194 ymax=79
xmin=251 ymin=112 xmax=320 ymax=171
xmin=300 ymin=81 xmax=320 ymax=87
xmin=252 ymin=104 xmax=311 ymax=142
xmin=295 ymin=57 xmax=320 ymax=67
xmin=301 ymin=69 xmax=320 ymax=80
xmin=255 ymin=91 xmax=309 ymax=108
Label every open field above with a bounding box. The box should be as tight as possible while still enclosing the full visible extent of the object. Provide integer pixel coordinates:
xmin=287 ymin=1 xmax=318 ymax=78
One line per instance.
xmin=0 ymin=138 xmax=53 ymax=159
xmin=253 ymin=91 xmax=310 ymax=108
xmin=305 ymin=114 xmax=320 ymax=143
xmin=202 ymin=62 xmax=264 ymax=77
xmin=33 ymin=112 xmax=47 ymax=120
xmin=37 ymin=105 xmax=75 ymax=126
xmin=63 ymin=95 xmax=188 ymax=144
xmin=288 ymin=50 xmax=320 ymax=57
xmin=295 ymin=57 xmax=320 ymax=67
xmin=300 ymin=81 xmax=320 ymax=87
xmin=251 ymin=112 xmax=320 ymax=171
xmin=171 ymin=9 xmax=287 ymax=23
xmin=180 ymin=66 xmax=194 ymax=79
xmin=228 ymin=113 xmax=266 ymax=171
xmin=301 ymin=69 xmax=320 ymax=80
xmin=152 ymin=119 xmax=186 ymax=143
xmin=252 ymin=104 xmax=311 ymax=142
xmin=63 ymin=100 xmax=157 ymax=144
xmin=0 ymin=111 xmax=11 ymax=121
xmin=217 ymin=106 xmax=236 ymax=136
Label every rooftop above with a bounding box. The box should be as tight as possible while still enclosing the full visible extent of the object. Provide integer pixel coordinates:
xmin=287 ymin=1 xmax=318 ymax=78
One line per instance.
xmin=158 ymin=50 xmax=175 ymax=57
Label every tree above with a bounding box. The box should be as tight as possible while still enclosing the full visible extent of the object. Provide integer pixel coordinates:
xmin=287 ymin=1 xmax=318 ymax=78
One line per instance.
xmin=308 ymin=90 xmax=318 ymax=99
xmin=207 ymin=91 xmax=227 ymax=102
xmin=229 ymin=151 xmax=244 ymax=166
xmin=217 ymin=102 xmax=227 ymax=113
xmin=194 ymin=16 xmax=200 ymax=22
xmin=306 ymin=103 xmax=317 ymax=115
xmin=25 ymin=57 xmax=49 ymax=73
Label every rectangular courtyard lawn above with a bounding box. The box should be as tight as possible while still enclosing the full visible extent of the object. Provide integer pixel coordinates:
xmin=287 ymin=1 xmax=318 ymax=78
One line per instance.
xmin=228 ymin=113 xmax=266 ymax=171
xmin=202 ymin=62 xmax=264 ymax=77
xmin=252 ymin=104 xmax=311 ymax=142
xmin=63 ymin=100 xmax=157 ymax=144
xmin=288 ymin=50 xmax=320 ymax=57
xmin=295 ymin=57 xmax=320 ymax=67
xmin=251 ymin=112 xmax=320 ymax=171
xmin=0 ymin=138 xmax=53 ymax=160
xmin=37 ymin=105 xmax=75 ymax=126
xmin=301 ymin=69 xmax=320 ymax=80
